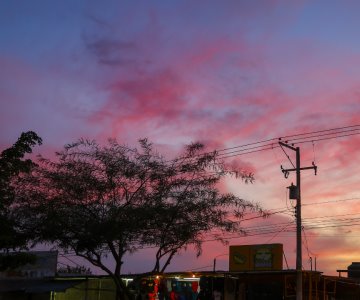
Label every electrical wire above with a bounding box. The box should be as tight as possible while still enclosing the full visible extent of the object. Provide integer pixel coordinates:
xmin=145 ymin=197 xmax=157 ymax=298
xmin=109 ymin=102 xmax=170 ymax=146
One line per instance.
xmin=265 ymin=222 xmax=293 ymax=244
xmin=181 ymin=124 xmax=360 ymax=161
xmin=179 ymin=125 xmax=360 ymax=162
xmin=303 ymin=197 xmax=360 ymax=207
xmin=58 ymin=253 xmax=84 ymax=268
xmin=167 ymin=124 xmax=353 ymax=164
xmin=280 ymin=124 xmax=360 ymax=140
xmin=239 ymin=196 xmax=360 ymax=224
xmin=302 ymin=227 xmax=317 ymax=258
xmin=265 ymin=196 xmax=360 ymax=212
xmin=284 ymin=127 xmax=360 ymax=143
xmin=203 ymin=124 xmax=360 ymax=158
xmin=279 ymin=143 xmax=296 ymax=168
xmin=200 ymin=207 xmax=360 ymax=243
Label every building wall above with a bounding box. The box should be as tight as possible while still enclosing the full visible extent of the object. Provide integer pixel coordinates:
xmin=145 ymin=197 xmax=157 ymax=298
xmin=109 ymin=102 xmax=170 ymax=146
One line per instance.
xmin=54 ymin=278 xmax=116 ymax=300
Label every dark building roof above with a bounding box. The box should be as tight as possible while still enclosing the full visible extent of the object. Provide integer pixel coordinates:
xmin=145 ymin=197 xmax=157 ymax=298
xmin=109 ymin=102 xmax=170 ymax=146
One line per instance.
xmin=0 ymin=278 xmax=84 ymax=293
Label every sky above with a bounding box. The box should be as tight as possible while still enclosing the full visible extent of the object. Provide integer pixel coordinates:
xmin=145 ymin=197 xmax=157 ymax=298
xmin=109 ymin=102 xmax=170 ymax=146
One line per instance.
xmin=1 ymin=0 xmax=360 ymax=276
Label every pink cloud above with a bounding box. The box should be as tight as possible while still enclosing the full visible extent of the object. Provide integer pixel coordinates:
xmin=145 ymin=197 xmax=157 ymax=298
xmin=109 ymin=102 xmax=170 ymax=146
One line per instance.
xmin=3 ymin=0 xmax=360 ymax=277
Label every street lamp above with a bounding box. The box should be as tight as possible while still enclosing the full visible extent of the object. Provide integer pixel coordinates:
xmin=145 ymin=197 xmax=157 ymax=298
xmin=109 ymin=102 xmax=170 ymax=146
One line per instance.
xmin=213 ymin=253 xmax=229 ymax=272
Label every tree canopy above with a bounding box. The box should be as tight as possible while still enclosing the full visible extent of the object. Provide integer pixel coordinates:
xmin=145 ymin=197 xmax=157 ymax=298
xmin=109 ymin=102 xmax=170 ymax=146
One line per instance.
xmin=14 ymin=138 xmax=263 ymax=300
xmin=0 ymin=131 xmax=42 ymax=269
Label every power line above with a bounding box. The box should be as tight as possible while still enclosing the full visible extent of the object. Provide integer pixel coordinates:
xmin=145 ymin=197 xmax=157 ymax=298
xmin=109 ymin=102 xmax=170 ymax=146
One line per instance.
xmin=221 ymin=126 xmax=360 ymax=160
xmin=58 ymin=253 xmax=84 ymax=268
xmin=293 ymin=131 xmax=360 ymax=146
xmin=267 ymin=196 xmax=360 ymax=212
xmin=169 ymin=125 xmax=360 ymax=165
xmin=280 ymin=124 xmax=360 ymax=140
xmin=303 ymin=197 xmax=360 ymax=207
xmin=204 ymin=208 xmax=360 ymax=242
xmin=239 ymin=197 xmax=360 ymax=224
xmin=284 ymin=127 xmax=360 ymax=144
xmin=217 ymin=124 xmax=359 ymax=155
xmin=302 ymin=227 xmax=317 ymax=257
xmin=265 ymin=222 xmax=293 ymax=244
xmin=188 ymin=124 xmax=360 ymax=160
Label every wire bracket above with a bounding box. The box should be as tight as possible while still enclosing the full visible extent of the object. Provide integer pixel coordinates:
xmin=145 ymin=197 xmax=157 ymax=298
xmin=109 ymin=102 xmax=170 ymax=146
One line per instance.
xmin=279 ymin=142 xmax=318 ymax=178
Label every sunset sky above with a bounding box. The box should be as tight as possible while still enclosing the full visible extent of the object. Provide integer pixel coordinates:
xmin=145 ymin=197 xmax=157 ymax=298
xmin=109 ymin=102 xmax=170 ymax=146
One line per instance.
xmin=1 ymin=0 xmax=360 ymax=276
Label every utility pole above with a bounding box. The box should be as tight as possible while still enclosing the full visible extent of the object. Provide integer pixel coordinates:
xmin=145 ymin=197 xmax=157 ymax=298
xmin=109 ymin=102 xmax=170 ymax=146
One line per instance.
xmin=279 ymin=141 xmax=317 ymax=300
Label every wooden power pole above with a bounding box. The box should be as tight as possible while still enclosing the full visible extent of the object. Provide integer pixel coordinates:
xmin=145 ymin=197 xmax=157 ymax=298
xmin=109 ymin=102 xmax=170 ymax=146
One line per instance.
xmin=279 ymin=141 xmax=317 ymax=300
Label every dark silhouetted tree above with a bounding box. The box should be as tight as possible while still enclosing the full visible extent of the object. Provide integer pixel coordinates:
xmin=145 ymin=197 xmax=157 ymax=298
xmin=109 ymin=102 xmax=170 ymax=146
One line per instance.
xmin=0 ymin=131 xmax=42 ymax=269
xmin=15 ymin=138 xmax=263 ymax=300
xmin=141 ymin=142 xmax=262 ymax=273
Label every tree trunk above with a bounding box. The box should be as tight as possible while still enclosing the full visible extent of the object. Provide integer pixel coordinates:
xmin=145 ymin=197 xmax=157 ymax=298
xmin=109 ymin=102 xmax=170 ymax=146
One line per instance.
xmin=114 ymin=263 xmax=133 ymax=300
xmin=160 ymin=250 xmax=177 ymax=273
xmin=113 ymin=274 xmax=133 ymax=300
xmin=152 ymin=249 xmax=161 ymax=273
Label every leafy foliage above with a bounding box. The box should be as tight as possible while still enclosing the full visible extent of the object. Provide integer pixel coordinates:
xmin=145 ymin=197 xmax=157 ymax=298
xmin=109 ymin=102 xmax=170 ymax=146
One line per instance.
xmin=0 ymin=131 xmax=42 ymax=251
xmin=0 ymin=132 xmax=42 ymax=272
xmin=14 ymin=138 xmax=263 ymax=299
xmin=140 ymin=142 xmax=261 ymax=272
xmin=0 ymin=131 xmax=42 ymax=207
